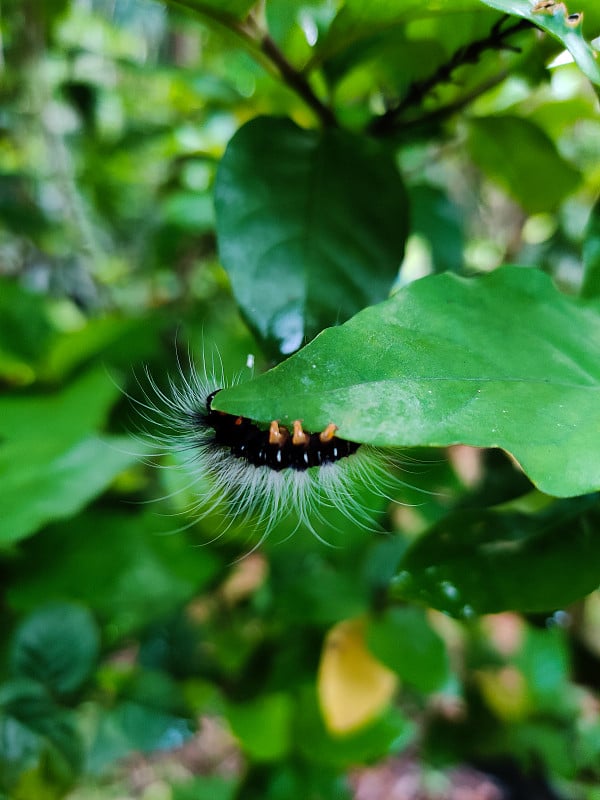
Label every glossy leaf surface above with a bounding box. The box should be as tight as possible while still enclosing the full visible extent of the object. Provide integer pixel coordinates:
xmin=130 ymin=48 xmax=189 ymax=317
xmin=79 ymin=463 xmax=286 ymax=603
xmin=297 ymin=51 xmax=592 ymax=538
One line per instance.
xmin=215 ymin=116 xmax=408 ymax=355
xmin=392 ymin=496 xmax=600 ymax=615
xmin=214 ymin=267 xmax=600 ymax=497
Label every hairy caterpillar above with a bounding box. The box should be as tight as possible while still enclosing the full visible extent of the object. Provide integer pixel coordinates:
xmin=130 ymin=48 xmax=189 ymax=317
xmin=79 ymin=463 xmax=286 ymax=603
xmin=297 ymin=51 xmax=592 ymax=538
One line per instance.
xmin=137 ymin=357 xmax=409 ymax=541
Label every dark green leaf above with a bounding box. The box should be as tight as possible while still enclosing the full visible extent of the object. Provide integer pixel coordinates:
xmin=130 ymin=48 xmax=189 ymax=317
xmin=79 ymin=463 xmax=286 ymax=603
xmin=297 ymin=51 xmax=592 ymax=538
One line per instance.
xmin=392 ymin=496 xmax=600 ymax=616
xmin=316 ymin=0 xmax=483 ymax=64
xmin=86 ymin=701 xmax=193 ymax=775
xmin=214 ymin=267 xmax=600 ymax=497
xmin=367 ymin=607 xmax=449 ymax=692
xmin=468 ymin=116 xmax=580 ymax=212
xmin=0 ymin=679 xmax=83 ymax=790
xmin=215 ymin=116 xmax=408 ymax=355
xmin=0 ymin=280 xmax=53 ymax=381
xmin=10 ymin=604 xmax=100 ymax=697
xmin=408 ymin=184 xmax=464 ymax=273
xmin=86 ymin=670 xmax=193 ymax=774
xmin=582 ymin=195 xmax=600 ymax=298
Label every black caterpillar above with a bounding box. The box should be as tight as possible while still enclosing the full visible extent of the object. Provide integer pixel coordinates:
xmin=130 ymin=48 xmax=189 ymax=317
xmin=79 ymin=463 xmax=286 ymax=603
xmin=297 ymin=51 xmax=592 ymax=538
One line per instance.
xmin=199 ymin=390 xmax=361 ymax=472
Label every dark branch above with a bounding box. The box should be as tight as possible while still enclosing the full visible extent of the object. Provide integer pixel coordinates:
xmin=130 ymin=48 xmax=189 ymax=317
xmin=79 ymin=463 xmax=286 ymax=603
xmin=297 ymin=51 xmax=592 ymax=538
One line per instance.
xmin=257 ymin=31 xmax=337 ymax=128
xmin=164 ymin=1 xmax=336 ymax=129
xmin=368 ymin=15 xmax=533 ymax=137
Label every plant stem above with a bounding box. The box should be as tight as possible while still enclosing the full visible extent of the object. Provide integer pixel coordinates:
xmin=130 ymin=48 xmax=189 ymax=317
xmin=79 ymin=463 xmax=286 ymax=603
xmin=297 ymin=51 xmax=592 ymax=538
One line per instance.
xmin=369 ymin=16 xmax=532 ymax=137
xmin=257 ymin=31 xmax=337 ymax=127
xmin=164 ymin=0 xmax=336 ymax=127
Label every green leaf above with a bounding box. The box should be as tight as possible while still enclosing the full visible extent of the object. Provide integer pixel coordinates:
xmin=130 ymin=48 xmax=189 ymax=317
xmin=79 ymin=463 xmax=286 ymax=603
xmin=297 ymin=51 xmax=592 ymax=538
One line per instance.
xmin=86 ymin=670 xmax=193 ymax=774
xmin=173 ymin=776 xmax=239 ymax=800
xmin=295 ymin=688 xmax=414 ymax=768
xmin=0 ymin=368 xmax=119 ymax=452
xmin=214 ymin=116 xmax=409 ymax=356
xmin=477 ymin=0 xmax=600 ymax=87
xmin=315 ymin=0 xmax=484 ymax=64
xmin=214 ymin=267 xmax=600 ymax=497
xmin=86 ymin=701 xmax=193 ymax=774
xmin=516 ymin=627 xmax=569 ymax=709
xmin=0 ymin=435 xmax=138 ymax=544
xmin=0 ymin=369 xmax=139 ymax=543
xmin=0 ymin=679 xmax=83 ymax=791
xmin=392 ymin=496 xmax=600 ymax=616
xmin=468 ymin=115 xmax=580 ymax=212
xmin=409 ymin=184 xmax=464 ymax=273
xmin=0 ymin=280 xmax=53 ymax=382
xmin=582 ymin=195 xmax=600 ymax=298
xmin=225 ymin=693 xmax=292 ymax=761
xmin=162 ymin=0 xmax=256 ymax=22
xmin=367 ymin=608 xmax=449 ymax=692
xmin=10 ymin=604 xmax=100 ymax=697
xmin=6 ymin=511 xmax=221 ymax=641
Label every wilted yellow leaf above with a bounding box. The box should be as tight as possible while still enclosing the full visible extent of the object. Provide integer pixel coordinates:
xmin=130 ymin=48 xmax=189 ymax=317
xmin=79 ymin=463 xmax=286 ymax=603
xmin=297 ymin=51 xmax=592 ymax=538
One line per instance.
xmin=317 ymin=618 xmax=398 ymax=735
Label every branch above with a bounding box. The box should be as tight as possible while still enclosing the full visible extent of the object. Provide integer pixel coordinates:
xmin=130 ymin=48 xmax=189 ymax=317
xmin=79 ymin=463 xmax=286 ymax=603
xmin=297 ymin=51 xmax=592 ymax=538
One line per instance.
xmin=369 ymin=15 xmax=532 ymax=137
xmin=257 ymin=31 xmax=337 ymax=127
xmin=395 ymin=69 xmax=512 ymax=138
xmin=163 ymin=0 xmax=336 ymax=128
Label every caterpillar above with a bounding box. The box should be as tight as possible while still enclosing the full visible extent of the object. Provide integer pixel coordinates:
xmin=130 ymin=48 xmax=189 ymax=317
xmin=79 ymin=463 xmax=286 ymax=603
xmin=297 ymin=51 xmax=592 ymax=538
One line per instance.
xmin=137 ymin=358 xmax=407 ymax=542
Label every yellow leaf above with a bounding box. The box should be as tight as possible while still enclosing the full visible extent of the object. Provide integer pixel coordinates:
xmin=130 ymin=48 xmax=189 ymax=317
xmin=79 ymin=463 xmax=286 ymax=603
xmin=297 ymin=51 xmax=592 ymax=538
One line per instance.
xmin=317 ymin=618 xmax=398 ymax=735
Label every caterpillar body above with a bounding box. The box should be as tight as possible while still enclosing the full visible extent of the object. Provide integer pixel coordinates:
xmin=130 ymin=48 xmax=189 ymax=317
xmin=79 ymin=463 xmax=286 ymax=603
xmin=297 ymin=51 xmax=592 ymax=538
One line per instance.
xmin=140 ymin=363 xmax=405 ymax=540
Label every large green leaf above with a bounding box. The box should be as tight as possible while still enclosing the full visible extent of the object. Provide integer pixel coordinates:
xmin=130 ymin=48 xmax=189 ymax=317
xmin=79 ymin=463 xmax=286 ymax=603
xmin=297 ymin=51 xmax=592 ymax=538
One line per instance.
xmin=0 ymin=369 xmax=138 ymax=543
xmin=0 ymin=435 xmax=138 ymax=545
xmin=10 ymin=604 xmax=100 ymax=698
xmin=392 ymin=496 xmax=600 ymax=615
xmin=477 ymin=0 xmax=600 ymax=87
xmin=468 ymin=116 xmax=581 ymax=212
xmin=214 ymin=116 xmax=408 ymax=356
xmin=213 ymin=267 xmax=600 ymax=497
xmin=0 ymin=368 xmax=118 ymax=454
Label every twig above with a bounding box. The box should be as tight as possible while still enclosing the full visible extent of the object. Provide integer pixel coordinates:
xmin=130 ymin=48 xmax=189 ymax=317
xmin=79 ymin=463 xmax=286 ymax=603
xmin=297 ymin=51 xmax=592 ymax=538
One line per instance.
xmin=393 ymin=69 xmax=511 ymax=138
xmin=164 ymin=0 xmax=336 ymax=128
xmin=369 ymin=16 xmax=532 ymax=137
xmin=257 ymin=31 xmax=337 ymax=127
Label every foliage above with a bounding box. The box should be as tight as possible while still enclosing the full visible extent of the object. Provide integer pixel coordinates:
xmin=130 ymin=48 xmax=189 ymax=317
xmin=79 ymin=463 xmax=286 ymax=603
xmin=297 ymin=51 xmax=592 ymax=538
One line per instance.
xmin=1 ymin=1 xmax=600 ymax=799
